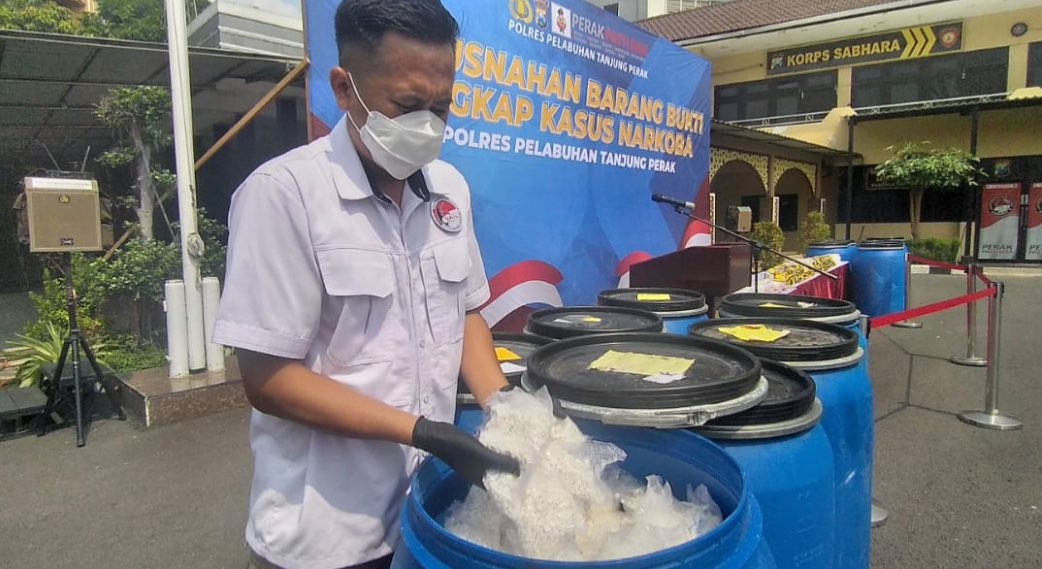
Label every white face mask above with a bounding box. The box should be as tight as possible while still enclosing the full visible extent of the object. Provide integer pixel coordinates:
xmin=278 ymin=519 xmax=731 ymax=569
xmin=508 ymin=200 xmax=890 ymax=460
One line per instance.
xmin=347 ymin=73 xmax=447 ymax=180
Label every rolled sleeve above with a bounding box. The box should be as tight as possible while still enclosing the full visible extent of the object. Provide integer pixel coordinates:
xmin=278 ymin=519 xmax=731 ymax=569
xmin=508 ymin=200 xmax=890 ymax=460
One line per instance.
xmin=464 ymin=207 xmax=491 ymax=311
xmin=213 ymin=173 xmax=321 ymax=359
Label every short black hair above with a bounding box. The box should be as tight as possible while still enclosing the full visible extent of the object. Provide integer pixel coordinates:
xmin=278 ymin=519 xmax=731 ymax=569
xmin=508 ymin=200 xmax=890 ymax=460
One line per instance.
xmin=334 ymin=0 xmax=459 ymax=68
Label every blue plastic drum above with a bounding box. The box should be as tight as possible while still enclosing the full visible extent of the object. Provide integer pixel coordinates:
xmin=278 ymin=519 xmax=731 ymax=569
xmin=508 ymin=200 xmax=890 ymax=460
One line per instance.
xmin=806 ymin=240 xmax=857 ymax=264
xmin=852 ymin=241 xmax=907 ymax=318
xmin=689 ymin=319 xmax=872 ymax=569
xmin=392 ymin=423 xmax=777 ymax=569
xmin=598 ymin=288 xmax=709 ymax=335
xmin=694 ymin=361 xmax=835 ymax=569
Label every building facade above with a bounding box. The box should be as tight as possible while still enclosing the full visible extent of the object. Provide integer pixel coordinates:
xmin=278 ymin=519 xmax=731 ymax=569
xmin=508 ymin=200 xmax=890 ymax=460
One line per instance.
xmin=188 ymin=0 xmax=304 ymax=59
xmin=584 ymin=0 xmax=731 ymax=22
xmin=642 ymin=0 xmax=1042 ymax=260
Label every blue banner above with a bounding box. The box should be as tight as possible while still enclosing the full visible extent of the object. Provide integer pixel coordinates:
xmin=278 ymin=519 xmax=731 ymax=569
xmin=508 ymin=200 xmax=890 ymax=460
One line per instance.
xmin=305 ymin=0 xmax=712 ymax=329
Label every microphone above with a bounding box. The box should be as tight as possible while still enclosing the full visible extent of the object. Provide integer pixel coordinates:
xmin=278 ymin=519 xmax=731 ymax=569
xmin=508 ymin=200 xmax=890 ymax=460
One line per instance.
xmin=651 ymin=193 xmax=695 ymax=211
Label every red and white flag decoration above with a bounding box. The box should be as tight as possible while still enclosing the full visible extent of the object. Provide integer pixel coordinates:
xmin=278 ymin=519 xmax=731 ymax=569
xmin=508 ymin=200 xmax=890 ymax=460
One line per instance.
xmin=615 ymin=251 xmax=652 ymax=288
xmin=481 ymin=260 xmax=564 ymax=331
xmin=682 ymin=219 xmax=713 ymax=249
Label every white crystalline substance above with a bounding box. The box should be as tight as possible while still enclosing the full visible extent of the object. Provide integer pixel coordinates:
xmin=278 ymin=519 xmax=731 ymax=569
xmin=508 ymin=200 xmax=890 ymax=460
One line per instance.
xmin=443 ymin=389 xmax=723 ymax=561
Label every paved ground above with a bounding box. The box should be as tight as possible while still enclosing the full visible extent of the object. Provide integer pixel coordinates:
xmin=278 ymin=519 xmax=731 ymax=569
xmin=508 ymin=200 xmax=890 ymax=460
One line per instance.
xmin=0 ymin=274 xmax=1040 ymax=568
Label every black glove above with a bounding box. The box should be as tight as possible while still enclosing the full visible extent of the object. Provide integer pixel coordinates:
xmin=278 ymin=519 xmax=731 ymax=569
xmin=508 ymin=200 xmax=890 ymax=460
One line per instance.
xmin=499 ymin=384 xmax=568 ymax=419
xmin=412 ymin=417 xmax=520 ymax=489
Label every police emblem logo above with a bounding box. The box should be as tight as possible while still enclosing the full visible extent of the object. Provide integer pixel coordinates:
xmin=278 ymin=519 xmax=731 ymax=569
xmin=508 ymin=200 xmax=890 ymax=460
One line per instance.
xmin=939 ymin=27 xmax=961 ymax=49
xmin=432 ymin=199 xmax=463 ymax=233
xmin=988 ymin=195 xmax=1015 ymax=217
xmin=535 ymin=0 xmax=549 ymax=28
xmin=510 ymin=0 xmax=533 ymax=24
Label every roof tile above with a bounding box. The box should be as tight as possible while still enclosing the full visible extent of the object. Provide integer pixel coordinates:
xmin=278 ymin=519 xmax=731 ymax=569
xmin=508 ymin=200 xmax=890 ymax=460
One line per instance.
xmin=638 ymin=0 xmax=904 ymax=42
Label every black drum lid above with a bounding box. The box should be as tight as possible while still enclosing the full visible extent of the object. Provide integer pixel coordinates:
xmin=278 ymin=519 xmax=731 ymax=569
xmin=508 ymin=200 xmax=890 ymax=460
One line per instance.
xmin=721 ymin=293 xmax=856 ymax=319
xmin=807 ymin=240 xmax=854 ymax=248
xmin=857 ymin=240 xmax=905 ymax=250
xmin=457 ymin=333 xmax=553 ymax=393
xmin=527 ymin=306 xmax=663 ymax=339
xmin=705 ymin=360 xmax=816 ymax=426
xmin=688 ymin=317 xmax=858 ymax=363
xmin=597 ymin=288 xmax=706 ymax=312
xmin=525 ymin=333 xmax=762 ymax=409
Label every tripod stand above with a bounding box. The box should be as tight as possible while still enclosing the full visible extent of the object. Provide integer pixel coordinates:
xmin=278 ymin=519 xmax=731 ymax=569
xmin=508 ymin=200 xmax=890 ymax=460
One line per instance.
xmin=37 ymin=254 xmax=126 ymax=447
xmin=658 ymin=201 xmax=837 ymax=292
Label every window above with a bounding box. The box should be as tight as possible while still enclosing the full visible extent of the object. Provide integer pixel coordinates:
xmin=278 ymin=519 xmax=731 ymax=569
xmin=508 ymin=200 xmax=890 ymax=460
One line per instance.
xmin=714 ymin=71 xmax=837 ymax=123
xmin=1029 ymin=42 xmax=1042 ymax=87
xmin=852 ymin=48 xmax=1009 ymax=107
xmin=837 ymin=166 xmax=971 ymax=224
xmin=668 ymin=0 xmax=727 ymax=12
xmin=777 ymin=195 xmax=799 ymax=232
xmin=740 ymin=195 xmax=763 ymax=224
xmin=603 ymin=3 xmax=619 ymax=15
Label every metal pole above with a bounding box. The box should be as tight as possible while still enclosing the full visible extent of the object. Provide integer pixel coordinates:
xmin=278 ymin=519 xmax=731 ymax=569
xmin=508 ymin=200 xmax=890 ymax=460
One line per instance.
xmin=861 ymin=311 xmax=890 ymax=528
xmin=165 ymin=0 xmax=207 ymax=372
xmin=964 ymin=109 xmax=980 ymax=259
xmin=845 ymin=119 xmax=856 ymax=241
xmin=950 ymin=260 xmax=987 ymax=366
xmin=958 ymin=281 xmax=1022 ymax=430
xmin=892 ymin=250 xmax=922 ymax=328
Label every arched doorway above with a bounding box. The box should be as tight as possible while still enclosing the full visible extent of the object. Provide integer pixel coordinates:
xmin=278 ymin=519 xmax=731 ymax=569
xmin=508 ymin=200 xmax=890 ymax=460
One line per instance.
xmin=712 ymin=159 xmax=768 ymax=242
xmin=774 ymin=168 xmax=816 ymax=250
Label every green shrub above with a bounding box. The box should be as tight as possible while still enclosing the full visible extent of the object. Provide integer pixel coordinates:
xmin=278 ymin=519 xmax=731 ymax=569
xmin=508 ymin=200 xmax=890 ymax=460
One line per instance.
xmin=5 ymin=323 xmax=112 ymax=388
xmin=909 ymin=238 xmax=962 ymax=264
xmin=26 ymin=261 xmax=107 ymax=341
xmin=799 ymin=211 xmax=833 ymax=252
xmin=750 ymin=222 xmax=786 ymax=269
xmin=103 ymin=334 xmax=168 ymax=373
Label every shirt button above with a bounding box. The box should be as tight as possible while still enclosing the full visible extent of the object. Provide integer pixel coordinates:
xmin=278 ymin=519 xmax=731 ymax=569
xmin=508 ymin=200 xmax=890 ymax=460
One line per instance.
xmin=423 ymin=396 xmax=430 ymax=404
xmin=420 ymin=340 xmax=426 ymax=348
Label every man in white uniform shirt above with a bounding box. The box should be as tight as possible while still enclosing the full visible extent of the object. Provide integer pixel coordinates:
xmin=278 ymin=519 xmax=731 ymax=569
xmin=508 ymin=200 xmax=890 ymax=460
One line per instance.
xmin=213 ymin=1 xmax=519 ymax=568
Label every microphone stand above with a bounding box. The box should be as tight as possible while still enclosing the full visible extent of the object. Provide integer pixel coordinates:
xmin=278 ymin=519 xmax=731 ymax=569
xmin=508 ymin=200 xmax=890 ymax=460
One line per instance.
xmin=666 ymin=206 xmax=838 ymax=293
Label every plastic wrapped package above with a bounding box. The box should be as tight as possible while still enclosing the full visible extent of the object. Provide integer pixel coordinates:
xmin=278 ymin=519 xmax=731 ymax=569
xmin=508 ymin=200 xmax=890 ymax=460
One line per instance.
xmin=443 ymin=388 xmax=722 ymax=561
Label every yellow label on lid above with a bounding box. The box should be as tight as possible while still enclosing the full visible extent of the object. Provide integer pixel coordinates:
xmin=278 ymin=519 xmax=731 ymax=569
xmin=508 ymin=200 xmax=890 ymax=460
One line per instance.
xmin=582 ymin=316 xmax=602 ymax=323
xmin=718 ymin=324 xmax=791 ymax=343
xmin=637 ymin=293 xmax=673 ymax=302
xmin=495 ymin=347 xmax=523 ymax=362
xmin=758 ymin=302 xmax=790 ymax=309
xmin=587 ymin=350 xmax=694 ymax=376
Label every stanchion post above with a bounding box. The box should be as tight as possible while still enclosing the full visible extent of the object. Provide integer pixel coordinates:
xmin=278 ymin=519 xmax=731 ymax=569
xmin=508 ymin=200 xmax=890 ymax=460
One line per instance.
xmin=893 ymin=250 xmax=922 ymax=329
xmin=950 ymin=259 xmax=987 ymax=367
xmin=861 ymin=312 xmax=890 ymax=528
xmin=958 ymin=281 xmax=1022 ymax=431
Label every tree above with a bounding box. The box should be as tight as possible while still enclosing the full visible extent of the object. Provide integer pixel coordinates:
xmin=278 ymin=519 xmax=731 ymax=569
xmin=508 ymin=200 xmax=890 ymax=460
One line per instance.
xmin=95 ymin=86 xmax=173 ymax=241
xmin=2 ymin=0 xmax=206 ymax=41
xmin=0 ymin=0 xmax=84 ymax=35
xmin=87 ymin=0 xmax=166 ymax=42
xmin=873 ymin=142 xmax=982 ymax=240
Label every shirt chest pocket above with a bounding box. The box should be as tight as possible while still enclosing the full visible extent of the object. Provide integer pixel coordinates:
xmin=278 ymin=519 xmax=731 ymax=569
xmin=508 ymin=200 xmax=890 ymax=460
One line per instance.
xmin=316 ymin=249 xmax=397 ymax=367
xmin=420 ymin=238 xmax=469 ymax=346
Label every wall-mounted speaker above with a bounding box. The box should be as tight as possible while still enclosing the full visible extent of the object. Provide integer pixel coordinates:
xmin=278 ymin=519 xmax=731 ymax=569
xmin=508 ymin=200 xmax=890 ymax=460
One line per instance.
xmin=24 ymin=176 xmax=103 ymax=253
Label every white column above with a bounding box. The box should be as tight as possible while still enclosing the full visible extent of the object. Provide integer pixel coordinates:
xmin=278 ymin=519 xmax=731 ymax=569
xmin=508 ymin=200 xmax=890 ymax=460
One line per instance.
xmin=201 ymin=277 xmax=225 ymax=372
xmin=165 ymin=280 xmax=189 ymax=378
xmin=165 ymin=0 xmax=207 ymax=371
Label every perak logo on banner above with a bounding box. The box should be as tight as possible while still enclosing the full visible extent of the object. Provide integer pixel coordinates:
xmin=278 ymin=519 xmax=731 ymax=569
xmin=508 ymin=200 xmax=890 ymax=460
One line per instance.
xmin=989 ymin=195 xmax=1016 ymax=217
xmin=551 ymin=2 xmax=572 ymax=38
